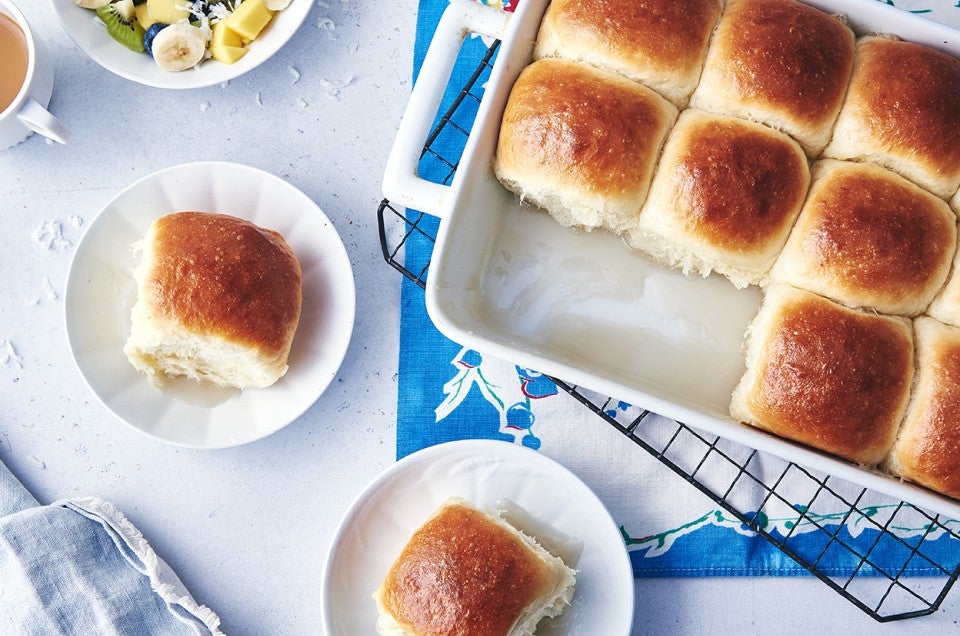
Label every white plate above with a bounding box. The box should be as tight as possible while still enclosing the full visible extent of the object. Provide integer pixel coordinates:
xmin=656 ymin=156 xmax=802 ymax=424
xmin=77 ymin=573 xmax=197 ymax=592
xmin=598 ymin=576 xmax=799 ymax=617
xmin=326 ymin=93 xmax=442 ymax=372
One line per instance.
xmin=64 ymin=161 xmax=355 ymax=448
xmin=384 ymin=0 xmax=960 ymax=520
xmin=50 ymin=0 xmax=314 ymax=89
xmin=321 ymin=439 xmax=634 ymax=636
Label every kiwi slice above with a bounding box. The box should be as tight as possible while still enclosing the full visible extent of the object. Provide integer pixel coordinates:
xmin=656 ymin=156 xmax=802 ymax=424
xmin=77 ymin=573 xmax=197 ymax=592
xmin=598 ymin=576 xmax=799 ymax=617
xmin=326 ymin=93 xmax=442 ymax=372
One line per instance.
xmin=97 ymin=1 xmax=146 ymax=53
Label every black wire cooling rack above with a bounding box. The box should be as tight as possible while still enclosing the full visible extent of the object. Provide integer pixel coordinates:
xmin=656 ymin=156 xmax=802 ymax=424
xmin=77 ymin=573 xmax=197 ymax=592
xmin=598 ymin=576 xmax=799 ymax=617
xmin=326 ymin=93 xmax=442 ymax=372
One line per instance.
xmin=377 ymin=39 xmax=960 ymax=622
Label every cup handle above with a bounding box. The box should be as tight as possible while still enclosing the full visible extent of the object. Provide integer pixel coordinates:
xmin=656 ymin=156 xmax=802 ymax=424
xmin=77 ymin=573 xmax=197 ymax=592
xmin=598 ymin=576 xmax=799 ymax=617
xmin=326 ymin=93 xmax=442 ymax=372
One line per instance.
xmin=17 ymin=98 xmax=68 ymax=145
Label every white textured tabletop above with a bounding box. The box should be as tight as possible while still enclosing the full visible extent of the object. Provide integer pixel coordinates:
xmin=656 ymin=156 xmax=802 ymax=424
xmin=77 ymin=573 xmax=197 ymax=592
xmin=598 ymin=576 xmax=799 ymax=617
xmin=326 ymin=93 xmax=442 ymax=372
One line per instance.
xmin=1 ymin=1 xmax=959 ymax=634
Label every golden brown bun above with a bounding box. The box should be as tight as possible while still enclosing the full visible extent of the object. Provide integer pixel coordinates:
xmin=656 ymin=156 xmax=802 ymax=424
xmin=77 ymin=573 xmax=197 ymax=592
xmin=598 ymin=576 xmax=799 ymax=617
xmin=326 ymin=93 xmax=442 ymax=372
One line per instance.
xmin=824 ymin=37 xmax=960 ymax=199
xmin=124 ymin=211 xmax=303 ymax=389
xmin=887 ymin=317 xmax=960 ymax=499
xmin=534 ymin=0 xmax=722 ymax=108
xmin=730 ymin=285 xmax=913 ymax=466
xmin=771 ymin=160 xmax=957 ymax=316
xmin=629 ymin=110 xmax=809 ymax=288
xmin=929 ymin=193 xmax=960 ymax=326
xmin=886 ymin=316 xmax=960 ymax=498
xmin=928 ymin=262 xmax=960 ymax=329
xmin=494 ymin=58 xmax=677 ymax=234
xmin=689 ymin=0 xmax=854 ymax=156
xmin=373 ymin=498 xmax=576 ymax=636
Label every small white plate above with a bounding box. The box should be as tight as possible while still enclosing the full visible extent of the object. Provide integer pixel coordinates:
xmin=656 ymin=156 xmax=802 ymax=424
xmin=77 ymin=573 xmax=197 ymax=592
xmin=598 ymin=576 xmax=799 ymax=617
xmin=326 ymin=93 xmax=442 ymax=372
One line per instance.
xmin=64 ymin=161 xmax=355 ymax=448
xmin=321 ymin=439 xmax=634 ymax=635
xmin=50 ymin=0 xmax=314 ymax=89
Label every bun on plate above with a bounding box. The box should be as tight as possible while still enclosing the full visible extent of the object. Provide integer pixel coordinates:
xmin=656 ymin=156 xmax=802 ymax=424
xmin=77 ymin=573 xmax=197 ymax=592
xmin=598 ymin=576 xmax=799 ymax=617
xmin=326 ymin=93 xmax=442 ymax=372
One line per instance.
xmin=373 ymin=497 xmax=576 ymax=636
xmin=124 ymin=211 xmax=303 ymax=390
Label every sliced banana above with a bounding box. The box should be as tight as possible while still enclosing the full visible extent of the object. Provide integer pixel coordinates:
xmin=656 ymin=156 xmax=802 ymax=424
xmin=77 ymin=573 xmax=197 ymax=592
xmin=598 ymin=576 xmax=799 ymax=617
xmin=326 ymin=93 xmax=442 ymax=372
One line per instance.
xmin=74 ymin=0 xmax=111 ymax=8
xmin=264 ymin=0 xmax=293 ymax=9
xmin=151 ymin=23 xmax=208 ymax=72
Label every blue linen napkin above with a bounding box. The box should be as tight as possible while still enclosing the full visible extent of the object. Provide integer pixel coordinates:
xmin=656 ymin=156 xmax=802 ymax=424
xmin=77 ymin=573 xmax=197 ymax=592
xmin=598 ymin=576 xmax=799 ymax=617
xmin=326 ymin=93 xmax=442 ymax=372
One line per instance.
xmin=397 ymin=0 xmax=960 ymax=577
xmin=0 ymin=461 xmax=221 ymax=635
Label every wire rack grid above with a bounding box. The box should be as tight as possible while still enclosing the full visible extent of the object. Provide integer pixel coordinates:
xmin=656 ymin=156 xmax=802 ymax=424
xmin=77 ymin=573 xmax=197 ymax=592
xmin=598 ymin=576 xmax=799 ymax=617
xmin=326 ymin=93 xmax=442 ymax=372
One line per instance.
xmin=377 ymin=39 xmax=960 ymax=622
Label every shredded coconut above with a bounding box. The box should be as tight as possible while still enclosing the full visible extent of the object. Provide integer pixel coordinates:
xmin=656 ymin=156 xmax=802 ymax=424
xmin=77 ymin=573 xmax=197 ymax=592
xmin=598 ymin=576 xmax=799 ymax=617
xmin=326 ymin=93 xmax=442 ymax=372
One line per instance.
xmin=255 ymin=92 xmax=262 ymax=106
xmin=288 ymin=65 xmax=301 ymax=85
xmin=42 ymin=277 xmax=56 ymax=299
xmin=29 ymin=455 xmax=45 ymax=470
xmin=200 ymin=101 xmax=211 ymax=111
xmin=32 ymin=220 xmax=71 ymax=251
xmin=317 ymin=17 xmax=335 ymax=31
xmin=207 ymin=2 xmax=231 ymax=21
xmin=67 ymin=215 xmax=83 ymax=228
xmin=319 ymin=74 xmax=355 ymax=100
xmin=180 ymin=1 xmax=213 ymax=39
xmin=0 ymin=340 xmax=23 ymax=369
xmin=298 ymin=98 xmax=309 ymax=108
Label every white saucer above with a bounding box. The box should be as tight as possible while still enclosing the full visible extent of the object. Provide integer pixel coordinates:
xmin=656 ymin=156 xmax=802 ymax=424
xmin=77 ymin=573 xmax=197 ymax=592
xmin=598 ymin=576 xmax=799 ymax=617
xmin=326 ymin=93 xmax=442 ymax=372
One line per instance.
xmin=64 ymin=161 xmax=355 ymax=448
xmin=321 ymin=439 xmax=634 ymax=635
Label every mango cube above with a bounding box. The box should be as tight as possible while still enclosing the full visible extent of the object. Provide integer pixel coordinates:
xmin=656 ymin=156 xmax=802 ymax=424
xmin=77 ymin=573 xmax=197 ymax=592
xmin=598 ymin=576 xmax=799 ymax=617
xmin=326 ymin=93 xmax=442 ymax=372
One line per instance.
xmin=223 ymin=0 xmax=274 ymax=43
xmin=135 ymin=3 xmax=157 ymax=30
xmin=211 ymin=21 xmax=244 ymax=48
xmin=147 ymin=0 xmax=190 ymax=24
xmin=210 ymin=45 xmax=249 ymax=64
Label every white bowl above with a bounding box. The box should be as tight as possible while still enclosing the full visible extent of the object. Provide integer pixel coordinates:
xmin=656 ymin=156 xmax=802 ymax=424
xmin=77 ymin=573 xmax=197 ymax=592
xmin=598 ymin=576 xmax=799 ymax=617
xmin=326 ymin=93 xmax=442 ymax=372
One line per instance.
xmin=50 ymin=0 xmax=314 ymax=89
xmin=64 ymin=161 xmax=356 ymax=448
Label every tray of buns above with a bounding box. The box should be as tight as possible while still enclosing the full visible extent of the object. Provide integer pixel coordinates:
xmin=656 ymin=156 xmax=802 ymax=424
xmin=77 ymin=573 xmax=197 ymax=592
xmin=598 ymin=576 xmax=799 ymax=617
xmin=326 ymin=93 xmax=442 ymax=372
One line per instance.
xmin=383 ymin=0 xmax=960 ymax=521
xmin=380 ymin=0 xmax=960 ymax=621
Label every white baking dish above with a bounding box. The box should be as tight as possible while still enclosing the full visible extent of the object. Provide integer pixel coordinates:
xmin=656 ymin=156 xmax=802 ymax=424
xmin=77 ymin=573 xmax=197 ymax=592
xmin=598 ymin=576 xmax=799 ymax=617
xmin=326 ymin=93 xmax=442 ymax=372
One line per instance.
xmin=383 ymin=0 xmax=960 ymax=521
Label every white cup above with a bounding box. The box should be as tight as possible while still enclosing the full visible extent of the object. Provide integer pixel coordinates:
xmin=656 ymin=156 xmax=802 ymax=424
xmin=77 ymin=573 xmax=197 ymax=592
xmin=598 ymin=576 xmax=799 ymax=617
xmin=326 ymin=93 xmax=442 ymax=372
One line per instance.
xmin=0 ymin=0 xmax=67 ymax=149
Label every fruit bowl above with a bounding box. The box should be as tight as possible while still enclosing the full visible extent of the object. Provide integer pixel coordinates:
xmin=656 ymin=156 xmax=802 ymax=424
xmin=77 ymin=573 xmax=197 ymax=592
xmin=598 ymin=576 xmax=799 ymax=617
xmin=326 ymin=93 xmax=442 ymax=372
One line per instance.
xmin=50 ymin=0 xmax=315 ymax=89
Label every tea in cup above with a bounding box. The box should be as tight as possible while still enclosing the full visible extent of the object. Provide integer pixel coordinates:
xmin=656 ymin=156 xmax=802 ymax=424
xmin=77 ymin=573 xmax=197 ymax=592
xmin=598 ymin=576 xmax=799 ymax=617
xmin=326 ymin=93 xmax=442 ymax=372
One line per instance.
xmin=0 ymin=0 xmax=67 ymax=149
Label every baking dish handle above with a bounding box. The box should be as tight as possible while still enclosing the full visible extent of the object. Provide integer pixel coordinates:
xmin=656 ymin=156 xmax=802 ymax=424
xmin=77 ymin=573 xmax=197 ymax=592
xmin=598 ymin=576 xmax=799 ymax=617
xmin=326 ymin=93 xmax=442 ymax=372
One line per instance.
xmin=382 ymin=0 xmax=512 ymax=219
